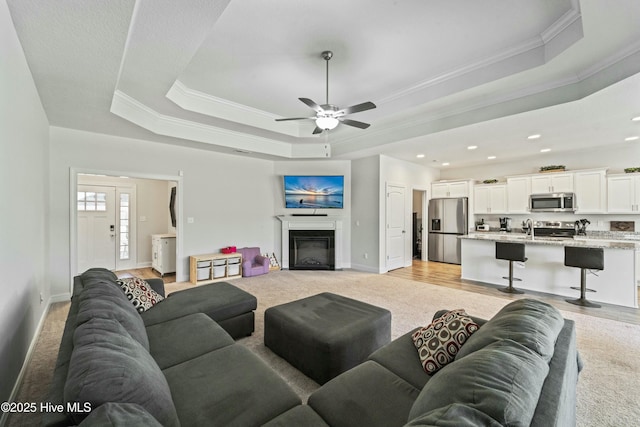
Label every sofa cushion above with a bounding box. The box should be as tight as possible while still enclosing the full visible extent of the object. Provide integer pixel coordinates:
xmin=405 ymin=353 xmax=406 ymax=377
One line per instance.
xmin=408 ymin=339 xmax=549 ymax=426
xmin=141 ymin=281 xmax=257 ymax=327
xmin=77 ymin=403 xmax=162 ymax=427
xmin=308 ymin=360 xmax=420 ymax=427
xmin=404 ymin=403 xmax=502 ymax=427
xmin=76 ymin=280 xmax=149 ymax=350
xmin=65 ymin=317 xmax=179 ymax=427
xmin=368 ymin=328 xmax=432 ymax=390
xmin=412 ymin=309 xmax=479 ymax=374
xmin=146 ymin=313 xmax=234 ymax=369
xmin=163 ymin=344 xmax=300 ymax=427
xmin=117 ymin=277 xmax=164 ymax=313
xmin=455 ymin=298 xmax=564 ymax=363
xmin=262 ymin=405 xmax=330 ymax=427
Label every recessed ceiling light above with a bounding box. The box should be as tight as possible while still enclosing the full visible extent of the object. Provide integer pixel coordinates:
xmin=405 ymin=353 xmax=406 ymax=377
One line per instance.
xmin=467 ymin=145 xmax=478 ymax=150
xmin=540 ymin=148 xmax=551 ymax=152
xmin=625 ymin=136 xmax=639 ymax=141
xmin=632 ymin=116 xmax=640 ymax=121
xmin=416 ymin=154 xmax=425 ymax=158
xmin=527 ymin=134 xmax=541 ymax=140
xmin=442 ymin=162 xmax=450 ymax=166
xmin=487 ymin=156 xmax=496 ymax=160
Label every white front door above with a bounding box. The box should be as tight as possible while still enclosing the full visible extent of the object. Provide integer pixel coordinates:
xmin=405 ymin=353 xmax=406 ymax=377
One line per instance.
xmin=77 ymin=185 xmax=116 ymax=273
xmin=386 ymin=183 xmax=406 ymax=271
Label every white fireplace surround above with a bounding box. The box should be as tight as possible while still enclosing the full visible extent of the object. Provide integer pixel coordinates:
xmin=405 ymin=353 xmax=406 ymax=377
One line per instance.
xmin=277 ymin=216 xmax=343 ymax=270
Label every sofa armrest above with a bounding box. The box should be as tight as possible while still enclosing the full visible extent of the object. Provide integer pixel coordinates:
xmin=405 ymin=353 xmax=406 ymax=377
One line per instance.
xmin=256 ymin=255 xmax=270 ymax=267
xmin=146 ymin=278 xmax=165 ymax=298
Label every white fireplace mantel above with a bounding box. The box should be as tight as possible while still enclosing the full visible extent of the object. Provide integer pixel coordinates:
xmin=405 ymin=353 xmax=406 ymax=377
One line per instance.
xmin=276 ymin=215 xmax=343 ymax=269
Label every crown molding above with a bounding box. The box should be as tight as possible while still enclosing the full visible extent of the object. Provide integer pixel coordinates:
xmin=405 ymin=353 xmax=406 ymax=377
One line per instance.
xmin=166 ymin=80 xmax=308 ymax=137
xmin=111 ymin=90 xmax=328 ymax=159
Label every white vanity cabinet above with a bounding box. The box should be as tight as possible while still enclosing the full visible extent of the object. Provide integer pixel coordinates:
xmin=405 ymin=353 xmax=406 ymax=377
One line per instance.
xmin=473 ymin=184 xmax=507 ymax=214
xmin=530 ymin=172 xmax=574 ymax=194
xmin=607 ymin=174 xmax=640 ymax=213
xmin=151 ymin=234 xmax=176 ymax=276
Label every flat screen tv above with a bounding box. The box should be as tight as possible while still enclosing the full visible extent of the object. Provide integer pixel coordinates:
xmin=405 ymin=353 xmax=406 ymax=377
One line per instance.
xmin=283 ymin=175 xmax=344 ymax=209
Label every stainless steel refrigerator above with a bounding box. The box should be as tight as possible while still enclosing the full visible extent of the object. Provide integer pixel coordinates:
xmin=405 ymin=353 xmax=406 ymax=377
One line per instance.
xmin=428 ymin=197 xmax=468 ymax=264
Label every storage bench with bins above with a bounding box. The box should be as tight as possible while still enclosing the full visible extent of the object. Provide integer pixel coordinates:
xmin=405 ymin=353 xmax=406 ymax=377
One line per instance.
xmin=190 ymin=252 xmax=243 ymax=285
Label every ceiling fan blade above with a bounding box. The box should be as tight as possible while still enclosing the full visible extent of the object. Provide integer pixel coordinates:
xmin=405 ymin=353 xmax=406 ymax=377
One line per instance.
xmin=312 ymin=126 xmax=324 ymax=135
xmin=336 ymin=101 xmax=376 ymax=116
xmin=299 ymin=98 xmax=323 ymax=113
xmin=275 ymin=117 xmax=314 ymax=122
xmin=340 ymin=118 xmax=371 ymax=129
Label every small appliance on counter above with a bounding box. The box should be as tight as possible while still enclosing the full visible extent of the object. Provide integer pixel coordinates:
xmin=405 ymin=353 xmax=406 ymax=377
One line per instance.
xmin=574 ymin=219 xmax=590 ymax=236
xmin=499 ymin=217 xmax=512 ymax=232
xmin=476 ymin=219 xmax=490 ymax=231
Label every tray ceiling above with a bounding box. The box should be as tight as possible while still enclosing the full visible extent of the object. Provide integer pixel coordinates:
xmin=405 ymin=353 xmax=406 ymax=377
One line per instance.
xmin=7 ymin=0 xmax=640 ymax=165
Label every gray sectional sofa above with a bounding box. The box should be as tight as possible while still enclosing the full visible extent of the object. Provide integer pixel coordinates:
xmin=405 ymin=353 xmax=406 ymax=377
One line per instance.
xmin=46 ymin=268 xmax=581 ymax=426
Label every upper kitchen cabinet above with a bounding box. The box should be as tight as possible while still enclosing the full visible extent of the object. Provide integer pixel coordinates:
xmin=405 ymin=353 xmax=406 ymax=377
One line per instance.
xmin=506 ymin=176 xmax=531 ymax=214
xmin=474 ymin=184 xmax=507 ymax=214
xmin=432 ymin=180 xmax=470 ymax=198
xmin=607 ymin=174 xmax=640 ymax=213
xmin=574 ymin=169 xmax=607 ymax=213
xmin=530 ymin=172 xmax=574 ymax=194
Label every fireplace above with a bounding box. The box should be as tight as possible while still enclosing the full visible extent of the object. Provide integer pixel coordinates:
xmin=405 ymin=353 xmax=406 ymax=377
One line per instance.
xmin=289 ymin=230 xmax=335 ymax=270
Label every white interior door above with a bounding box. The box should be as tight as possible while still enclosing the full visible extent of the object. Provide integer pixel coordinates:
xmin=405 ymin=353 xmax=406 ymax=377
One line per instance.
xmin=386 ymin=183 xmax=406 ymax=271
xmin=77 ymin=185 xmax=116 ymax=273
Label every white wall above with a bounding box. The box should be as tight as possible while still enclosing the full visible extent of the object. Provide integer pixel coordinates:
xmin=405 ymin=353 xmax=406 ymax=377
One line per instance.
xmin=380 ymin=155 xmax=440 ymax=271
xmin=49 ymin=127 xmax=276 ymax=296
xmin=0 ymin=0 xmax=50 ymax=405
xmin=351 ymin=156 xmax=381 ymax=272
xmin=273 ymin=160 xmax=351 ymax=267
xmin=439 ymin=143 xmax=640 ymax=231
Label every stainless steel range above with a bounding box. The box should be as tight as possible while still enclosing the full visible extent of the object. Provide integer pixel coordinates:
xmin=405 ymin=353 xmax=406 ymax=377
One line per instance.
xmin=532 ymin=221 xmax=576 ymax=238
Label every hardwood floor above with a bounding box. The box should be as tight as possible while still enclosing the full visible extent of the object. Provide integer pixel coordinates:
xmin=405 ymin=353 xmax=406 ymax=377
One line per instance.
xmin=114 ymin=267 xmax=176 ymax=284
xmin=387 ymin=260 xmax=640 ymax=326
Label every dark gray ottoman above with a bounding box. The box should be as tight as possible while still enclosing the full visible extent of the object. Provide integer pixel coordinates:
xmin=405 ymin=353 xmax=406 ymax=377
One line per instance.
xmin=264 ymin=292 xmax=392 ymax=384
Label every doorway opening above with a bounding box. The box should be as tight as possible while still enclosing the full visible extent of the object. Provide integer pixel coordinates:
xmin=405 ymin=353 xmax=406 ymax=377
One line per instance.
xmin=70 ymin=168 xmax=183 ymax=294
xmin=412 ymin=189 xmax=428 ymax=261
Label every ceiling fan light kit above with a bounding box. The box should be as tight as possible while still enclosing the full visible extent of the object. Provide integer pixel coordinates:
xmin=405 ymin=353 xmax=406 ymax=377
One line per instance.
xmin=276 ymin=50 xmax=376 ymax=134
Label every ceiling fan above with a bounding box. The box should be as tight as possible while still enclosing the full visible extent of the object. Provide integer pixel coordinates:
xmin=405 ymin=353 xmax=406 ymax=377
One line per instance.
xmin=276 ymin=50 xmax=376 ymax=134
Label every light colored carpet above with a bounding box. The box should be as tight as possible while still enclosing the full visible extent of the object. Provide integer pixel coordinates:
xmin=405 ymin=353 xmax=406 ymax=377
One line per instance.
xmin=7 ymin=269 xmax=640 ymax=426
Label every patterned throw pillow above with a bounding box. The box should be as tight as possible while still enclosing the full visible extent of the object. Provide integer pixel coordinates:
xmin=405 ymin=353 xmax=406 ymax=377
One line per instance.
xmin=117 ymin=277 xmax=164 ymax=313
xmin=412 ymin=309 xmax=479 ymax=375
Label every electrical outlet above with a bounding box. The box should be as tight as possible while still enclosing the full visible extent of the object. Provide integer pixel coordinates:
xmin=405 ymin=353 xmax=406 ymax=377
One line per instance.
xmin=187 ymin=217 xmax=194 ymax=224
xmin=40 ymin=293 xmax=44 ymax=304
xmin=364 ymin=253 xmax=368 ymax=259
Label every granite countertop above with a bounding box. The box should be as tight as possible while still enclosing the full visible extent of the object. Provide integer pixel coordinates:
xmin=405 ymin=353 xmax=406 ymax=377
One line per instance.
xmin=461 ymin=232 xmax=640 ymax=250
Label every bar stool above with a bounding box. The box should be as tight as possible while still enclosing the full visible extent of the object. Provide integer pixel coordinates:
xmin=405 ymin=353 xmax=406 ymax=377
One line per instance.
xmin=565 ymin=246 xmax=603 ymax=308
xmin=495 ymin=242 xmax=526 ymax=294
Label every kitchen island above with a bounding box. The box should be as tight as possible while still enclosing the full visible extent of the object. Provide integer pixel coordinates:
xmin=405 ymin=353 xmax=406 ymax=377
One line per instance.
xmin=460 ymin=233 xmax=639 ymax=308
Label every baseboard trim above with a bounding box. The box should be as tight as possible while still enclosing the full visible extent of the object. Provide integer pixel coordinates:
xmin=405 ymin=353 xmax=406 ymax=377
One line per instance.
xmin=50 ymin=292 xmax=71 ymax=303
xmin=350 ymin=263 xmax=384 ymax=274
xmin=0 ymin=298 xmax=53 ymax=427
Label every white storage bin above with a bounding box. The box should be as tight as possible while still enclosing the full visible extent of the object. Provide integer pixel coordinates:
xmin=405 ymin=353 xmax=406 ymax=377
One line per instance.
xmin=197 ymin=261 xmax=210 ymax=268
xmin=212 ymin=259 xmax=226 ymax=266
xmin=227 ymin=264 xmax=240 ymax=276
xmin=227 ymin=257 xmax=241 ymax=264
xmin=197 ymin=266 xmax=210 ymax=280
xmin=213 ymin=265 xmax=226 ymax=278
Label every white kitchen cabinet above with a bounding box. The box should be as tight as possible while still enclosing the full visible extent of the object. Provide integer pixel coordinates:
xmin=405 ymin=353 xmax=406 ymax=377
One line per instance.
xmin=574 ymin=170 xmax=607 ymax=213
xmin=530 ymin=173 xmax=574 ymax=194
xmin=431 ymin=180 xmax=470 ymax=198
xmin=506 ymin=177 xmax=531 ymax=213
xmin=473 ymin=184 xmax=507 ymax=214
xmin=152 ymin=234 xmax=176 ymax=276
xmin=607 ymin=174 xmax=640 ymax=213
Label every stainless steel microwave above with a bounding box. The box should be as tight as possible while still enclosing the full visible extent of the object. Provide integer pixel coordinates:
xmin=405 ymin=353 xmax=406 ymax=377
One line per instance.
xmin=529 ymin=193 xmax=576 ymax=212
